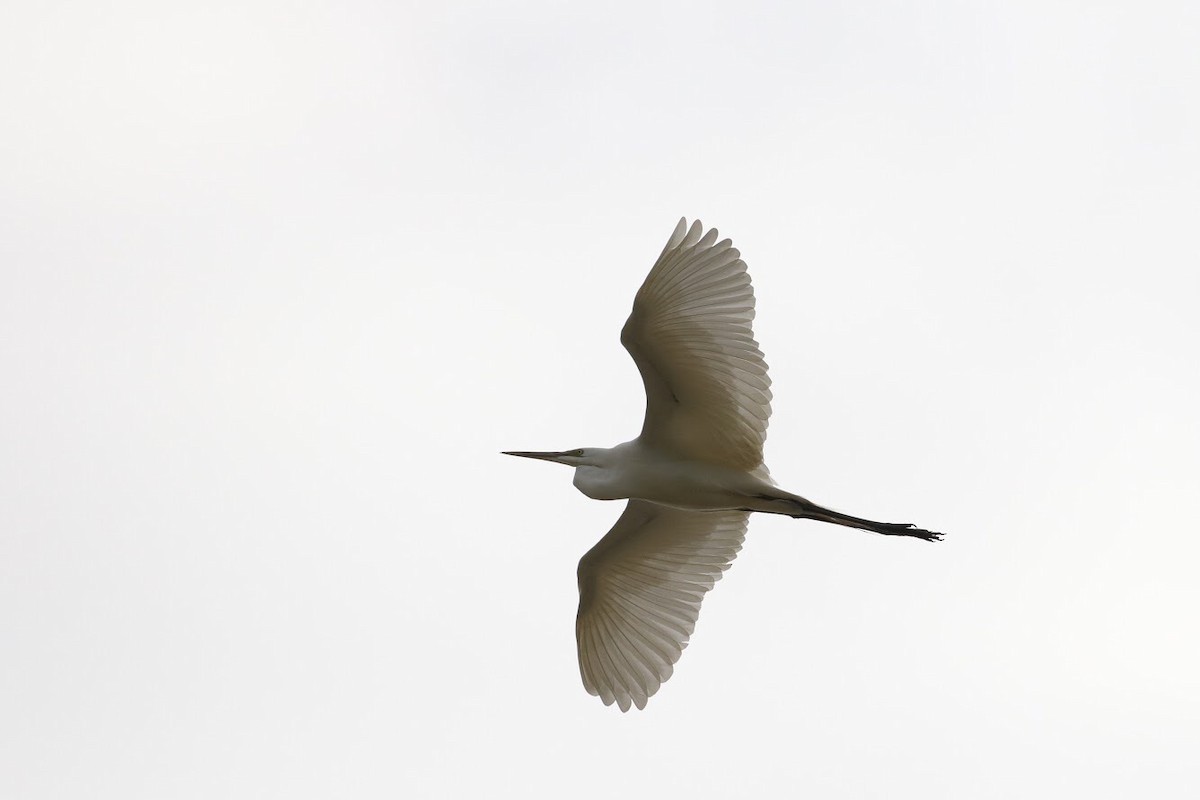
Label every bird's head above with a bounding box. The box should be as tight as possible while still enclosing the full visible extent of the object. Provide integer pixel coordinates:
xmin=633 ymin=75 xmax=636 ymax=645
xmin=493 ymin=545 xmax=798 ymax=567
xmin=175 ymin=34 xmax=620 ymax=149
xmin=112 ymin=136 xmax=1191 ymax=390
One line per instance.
xmin=501 ymin=448 xmax=600 ymax=467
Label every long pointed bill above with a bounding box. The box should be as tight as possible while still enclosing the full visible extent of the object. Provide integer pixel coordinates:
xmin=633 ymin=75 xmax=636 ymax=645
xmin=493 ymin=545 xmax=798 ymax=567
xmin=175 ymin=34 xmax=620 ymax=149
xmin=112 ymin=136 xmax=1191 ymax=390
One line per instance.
xmin=502 ymin=450 xmax=573 ymax=464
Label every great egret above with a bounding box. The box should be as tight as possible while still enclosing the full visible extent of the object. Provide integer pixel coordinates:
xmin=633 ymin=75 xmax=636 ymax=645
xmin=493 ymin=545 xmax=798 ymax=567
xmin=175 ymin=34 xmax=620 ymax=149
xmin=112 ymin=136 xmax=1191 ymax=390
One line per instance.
xmin=505 ymin=218 xmax=943 ymax=712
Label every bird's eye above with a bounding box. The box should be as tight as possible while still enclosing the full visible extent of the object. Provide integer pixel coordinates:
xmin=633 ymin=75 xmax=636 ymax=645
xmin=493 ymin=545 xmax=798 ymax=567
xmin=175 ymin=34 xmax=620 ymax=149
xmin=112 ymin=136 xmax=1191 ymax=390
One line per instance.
xmin=570 ymin=449 xmax=585 ymax=457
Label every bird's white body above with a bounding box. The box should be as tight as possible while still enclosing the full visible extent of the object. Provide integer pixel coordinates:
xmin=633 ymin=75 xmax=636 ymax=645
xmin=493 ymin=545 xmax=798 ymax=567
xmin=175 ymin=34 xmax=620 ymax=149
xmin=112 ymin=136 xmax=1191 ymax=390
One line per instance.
xmin=571 ymin=440 xmax=773 ymax=509
xmin=505 ymin=218 xmax=942 ymax=712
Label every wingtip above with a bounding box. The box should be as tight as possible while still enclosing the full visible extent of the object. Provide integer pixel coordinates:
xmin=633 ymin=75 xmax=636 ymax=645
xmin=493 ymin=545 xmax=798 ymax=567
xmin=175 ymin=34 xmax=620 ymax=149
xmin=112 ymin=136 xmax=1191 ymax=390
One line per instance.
xmin=661 ymin=217 xmax=691 ymax=257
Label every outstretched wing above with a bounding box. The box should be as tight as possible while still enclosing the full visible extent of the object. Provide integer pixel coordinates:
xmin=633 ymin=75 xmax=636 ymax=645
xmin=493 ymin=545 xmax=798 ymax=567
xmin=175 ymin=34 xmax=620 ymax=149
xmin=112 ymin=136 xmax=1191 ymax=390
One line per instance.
xmin=576 ymin=500 xmax=748 ymax=711
xmin=621 ymin=218 xmax=773 ymax=471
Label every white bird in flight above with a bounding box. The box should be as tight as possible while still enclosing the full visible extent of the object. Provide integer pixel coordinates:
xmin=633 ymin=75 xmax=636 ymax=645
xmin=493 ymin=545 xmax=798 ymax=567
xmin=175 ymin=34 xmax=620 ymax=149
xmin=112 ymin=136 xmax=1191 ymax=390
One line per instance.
xmin=505 ymin=218 xmax=943 ymax=712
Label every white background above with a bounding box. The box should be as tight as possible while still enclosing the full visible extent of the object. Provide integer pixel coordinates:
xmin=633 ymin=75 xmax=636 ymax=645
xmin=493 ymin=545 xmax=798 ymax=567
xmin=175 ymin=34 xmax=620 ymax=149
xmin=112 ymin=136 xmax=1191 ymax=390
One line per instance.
xmin=2 ymin=1 xmax=1198 ymax=797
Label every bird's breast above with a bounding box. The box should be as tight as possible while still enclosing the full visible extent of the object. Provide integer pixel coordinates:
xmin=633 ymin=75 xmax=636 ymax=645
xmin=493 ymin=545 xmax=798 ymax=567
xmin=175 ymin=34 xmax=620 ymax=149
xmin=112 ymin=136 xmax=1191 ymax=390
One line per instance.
xmin=572 ymin=465 xmax=626 ymax=501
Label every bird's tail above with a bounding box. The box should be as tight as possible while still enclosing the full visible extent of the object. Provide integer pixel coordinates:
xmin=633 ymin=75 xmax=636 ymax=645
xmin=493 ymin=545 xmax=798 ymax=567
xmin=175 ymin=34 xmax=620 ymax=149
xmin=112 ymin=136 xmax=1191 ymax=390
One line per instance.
xmin=752 ymin=492 xmax=943 ymax=542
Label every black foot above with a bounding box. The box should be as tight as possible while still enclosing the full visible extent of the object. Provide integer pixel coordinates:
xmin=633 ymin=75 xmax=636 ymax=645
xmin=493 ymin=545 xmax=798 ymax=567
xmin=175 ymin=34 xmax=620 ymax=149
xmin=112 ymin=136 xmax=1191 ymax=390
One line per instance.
xmin=879 ymin=523 xmax=943 ymax=542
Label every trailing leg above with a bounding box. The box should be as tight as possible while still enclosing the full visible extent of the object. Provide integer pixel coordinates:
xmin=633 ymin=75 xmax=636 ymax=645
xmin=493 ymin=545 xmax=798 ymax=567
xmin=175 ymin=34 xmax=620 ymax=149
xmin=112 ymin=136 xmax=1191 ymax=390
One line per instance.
xmin=753 ymin=492 xmax=943 ymax=542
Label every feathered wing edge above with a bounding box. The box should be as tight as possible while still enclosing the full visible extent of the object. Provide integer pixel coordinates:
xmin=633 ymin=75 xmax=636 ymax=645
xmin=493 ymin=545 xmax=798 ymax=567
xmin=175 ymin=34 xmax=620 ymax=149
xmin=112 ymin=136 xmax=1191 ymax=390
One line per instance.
xmin=575 ymin=500 xmax=749 ymax=711
xmin=621 ymin=218 xmax=773 ymax=471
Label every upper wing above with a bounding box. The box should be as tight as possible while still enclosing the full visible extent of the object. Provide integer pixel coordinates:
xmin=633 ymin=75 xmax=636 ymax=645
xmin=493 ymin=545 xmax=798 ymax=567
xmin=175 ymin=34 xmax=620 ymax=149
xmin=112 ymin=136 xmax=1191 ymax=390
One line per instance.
xmin=576 ymin=499 xmax=748 ymax=711
xmin=621 ymin=218 xmax=773 ymax=471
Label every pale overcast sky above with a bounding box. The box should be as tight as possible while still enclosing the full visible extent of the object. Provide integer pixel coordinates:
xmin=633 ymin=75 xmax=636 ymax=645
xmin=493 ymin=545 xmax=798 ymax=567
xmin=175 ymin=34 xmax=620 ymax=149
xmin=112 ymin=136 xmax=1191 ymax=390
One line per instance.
xmin=2 ymin=1 xmax=1198 ymax=798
